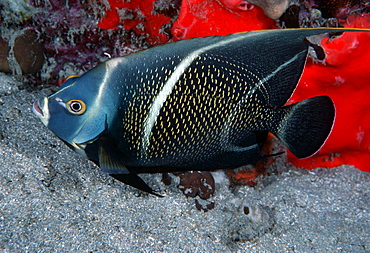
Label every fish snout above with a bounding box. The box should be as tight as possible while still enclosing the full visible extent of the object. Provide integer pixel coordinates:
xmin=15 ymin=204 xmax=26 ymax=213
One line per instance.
xmin=33 ymin=99 xmax=43 ymax=117
xmin=32 ymin=97 xmax=50 ymax=126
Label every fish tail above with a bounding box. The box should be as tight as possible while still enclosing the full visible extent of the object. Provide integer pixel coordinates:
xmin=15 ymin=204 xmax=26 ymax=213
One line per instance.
xmin=273 ymin=96 xmax=335 ymax=158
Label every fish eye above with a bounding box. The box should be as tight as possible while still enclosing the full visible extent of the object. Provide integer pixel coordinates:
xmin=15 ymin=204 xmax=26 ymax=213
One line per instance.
xmin=66 ymin=100 xmax=86 ymax=115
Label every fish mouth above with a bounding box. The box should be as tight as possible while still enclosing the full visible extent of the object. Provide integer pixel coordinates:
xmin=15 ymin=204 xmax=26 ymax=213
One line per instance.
xmin=32 ymin=100 xmax=44 ymax=117
xmin=32 ymin=97 xmax=50 ymax=126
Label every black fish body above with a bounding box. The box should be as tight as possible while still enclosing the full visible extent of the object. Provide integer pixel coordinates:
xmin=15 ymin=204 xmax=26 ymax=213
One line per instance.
xmin=33 ymin=28 xmax=352 ymax=194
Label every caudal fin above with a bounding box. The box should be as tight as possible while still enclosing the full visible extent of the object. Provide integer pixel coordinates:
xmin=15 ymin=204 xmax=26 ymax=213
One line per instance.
xmin=273 ymin=96 xmax=335 ymax=158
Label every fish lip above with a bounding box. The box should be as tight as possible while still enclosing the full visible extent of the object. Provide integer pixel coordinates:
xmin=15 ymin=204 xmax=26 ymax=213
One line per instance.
xmin=32 ymin=97 xmax=50 ymax=126
xmin=32 ymin=100 xmax=44 ymax=117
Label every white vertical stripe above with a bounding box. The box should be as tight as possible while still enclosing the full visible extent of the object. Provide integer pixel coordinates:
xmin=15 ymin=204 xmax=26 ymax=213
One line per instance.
xmin=141 ymin=34 xmax=250 ymax=157
xmin=247 ymin=51 xmax=304 ymax=99
xmin=96 ymin=58 xmax=125 ymax=106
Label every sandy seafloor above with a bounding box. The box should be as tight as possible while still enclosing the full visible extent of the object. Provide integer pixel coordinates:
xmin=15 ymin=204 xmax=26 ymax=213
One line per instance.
xmin=0 ymin=73 xmax=369 ymax=252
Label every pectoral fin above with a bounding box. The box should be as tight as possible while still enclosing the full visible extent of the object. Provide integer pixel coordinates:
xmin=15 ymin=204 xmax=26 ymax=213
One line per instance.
xmin=98 ymin=136 xmax=162 ymax=197
xmin=99 ymin=137 xmax=130 ymax=174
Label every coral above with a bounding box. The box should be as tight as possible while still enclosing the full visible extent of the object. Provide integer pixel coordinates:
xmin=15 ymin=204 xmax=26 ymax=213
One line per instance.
xmin=278 ymin=4 xmax=300 ymax=28
xmin=8 ymin=0 xmax=181 ymax=82
xmin=171 ymin=0 xmax=276 ymax=41
xmin=0 ymin=1 xmax=44 ymax=75
xmin=315 ymin=0 xmax=364 ymax=19
xmin=226 ymin=133 xmax=282 ymax=187
xmin=218 ymin=0 xmax=291 ymax=19
xmin=174 ymin=171 xmax=215 ymax=199
xmin=296 ymin=0 xmax=369 ymax=27
xmin=288 ymin=14 xmax=370 ymax=172
xmin=97 ymin=0 xmax=177 ymax=45
xmin=0 ymin=0 xmax=33 ymax=28
xmin=27 ymin=0 xmax=105 ymax=79
xmin=226 ymin=165 xmax=264 ymax=186
xmin=163 ymin=171 xmax=216 ymax=211
xmin=26 ymin=0 xmax=151 ymax=82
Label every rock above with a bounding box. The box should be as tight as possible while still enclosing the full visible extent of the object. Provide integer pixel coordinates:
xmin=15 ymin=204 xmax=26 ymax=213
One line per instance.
xmin=248 ymin=0 xmax=291 ymax=19
xmin=0 ymin=28 xmax=44 ymax=75
xmin=0 ymin=38 xmax=11 ymax=73
xmin=13 ymin=29 xmax=44 ymax=74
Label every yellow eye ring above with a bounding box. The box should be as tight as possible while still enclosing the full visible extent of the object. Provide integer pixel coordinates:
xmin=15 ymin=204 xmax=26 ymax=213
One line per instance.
xmin=66 ymin=99 xmax=86 ymax=115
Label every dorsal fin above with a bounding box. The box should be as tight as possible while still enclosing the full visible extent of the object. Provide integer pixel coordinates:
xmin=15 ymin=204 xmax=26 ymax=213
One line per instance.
xmin=191 ymin=28 xmax=368 ymax=107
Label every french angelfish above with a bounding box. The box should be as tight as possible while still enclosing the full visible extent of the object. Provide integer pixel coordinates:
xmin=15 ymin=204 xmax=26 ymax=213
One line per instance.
xmin=33 ymin=28 xmax=352 ymax=195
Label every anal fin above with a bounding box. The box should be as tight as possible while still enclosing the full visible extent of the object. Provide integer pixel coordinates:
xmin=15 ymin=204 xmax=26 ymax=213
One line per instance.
xmin=110 ymin=174 xmax=163 ymax=197
xmin=99 ymin=136 xmax=163 ymax=197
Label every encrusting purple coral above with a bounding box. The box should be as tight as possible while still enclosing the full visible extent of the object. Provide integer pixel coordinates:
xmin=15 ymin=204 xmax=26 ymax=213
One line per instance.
xmin=28 ymin=0 xmax=147 ymax=83
xmin=18 ymin=0 xmax=181 ymax=84
xmin=314 ymin=0 xmax=366 ymax=19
